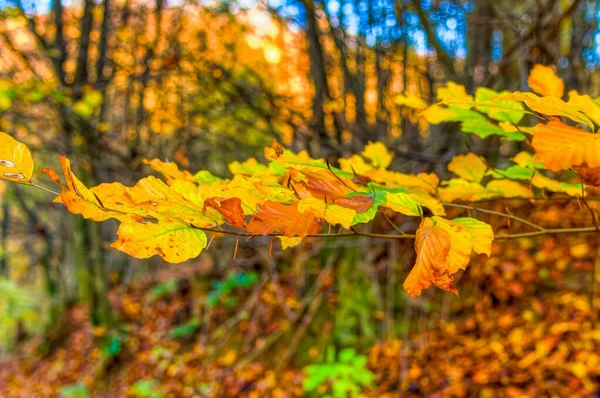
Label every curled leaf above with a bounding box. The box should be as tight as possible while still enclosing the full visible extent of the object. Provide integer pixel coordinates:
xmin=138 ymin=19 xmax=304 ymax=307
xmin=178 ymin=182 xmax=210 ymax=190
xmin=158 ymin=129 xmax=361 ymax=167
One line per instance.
xmin=404 ymin=217 xmax=485 ymax=297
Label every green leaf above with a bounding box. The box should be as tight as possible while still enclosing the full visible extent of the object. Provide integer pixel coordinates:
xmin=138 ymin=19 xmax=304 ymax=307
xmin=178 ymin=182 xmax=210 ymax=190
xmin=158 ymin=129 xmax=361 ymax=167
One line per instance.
xmin=193 ymin=170 xmax=223 ymax=185
xmin=488 ymin=165 xmax=534 ymax=180
xmin=475 ymin=87 xmax=525 ymax=123
xmin=460 ymin=116 xmax=526 ymax=141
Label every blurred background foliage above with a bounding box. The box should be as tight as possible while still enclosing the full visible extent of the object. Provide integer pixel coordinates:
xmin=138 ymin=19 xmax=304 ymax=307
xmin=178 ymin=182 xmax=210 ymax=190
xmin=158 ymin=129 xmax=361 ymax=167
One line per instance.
xmin=0 ymin=0 xmax=600 ymax=396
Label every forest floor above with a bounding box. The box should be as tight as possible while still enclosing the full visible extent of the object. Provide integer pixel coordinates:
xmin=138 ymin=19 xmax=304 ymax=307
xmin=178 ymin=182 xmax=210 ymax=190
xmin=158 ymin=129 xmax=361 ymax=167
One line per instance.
xmin=1 ymin=233 xmax=600 ymax=397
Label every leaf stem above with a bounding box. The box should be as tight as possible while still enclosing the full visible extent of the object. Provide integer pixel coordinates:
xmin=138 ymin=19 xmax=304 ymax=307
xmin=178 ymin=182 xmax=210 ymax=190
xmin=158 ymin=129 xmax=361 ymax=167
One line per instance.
xmin=28 ymin=181 xmax=60 ymax=196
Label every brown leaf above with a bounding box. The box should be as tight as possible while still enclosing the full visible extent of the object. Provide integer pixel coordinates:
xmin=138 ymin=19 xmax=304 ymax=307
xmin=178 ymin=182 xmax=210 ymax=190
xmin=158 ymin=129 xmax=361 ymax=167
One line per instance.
xmin=351 ymin=174 xmax=372 ymax=185
xmin=333 ymin=194 xmax=374 ymax=213
xmin=573 ymin=164 xmax=600 ymax=186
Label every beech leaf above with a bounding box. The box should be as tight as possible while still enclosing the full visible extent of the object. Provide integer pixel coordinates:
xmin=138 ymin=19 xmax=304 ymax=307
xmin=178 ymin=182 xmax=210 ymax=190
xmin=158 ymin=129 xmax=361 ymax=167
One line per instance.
xmin=0 ymin=132 xmax=34 ymax=183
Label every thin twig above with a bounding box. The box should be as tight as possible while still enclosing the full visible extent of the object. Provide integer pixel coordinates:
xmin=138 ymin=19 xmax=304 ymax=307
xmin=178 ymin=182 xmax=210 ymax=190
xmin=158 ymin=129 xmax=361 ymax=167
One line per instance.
xmin=444 ymin=202 xmax=545 ymax=231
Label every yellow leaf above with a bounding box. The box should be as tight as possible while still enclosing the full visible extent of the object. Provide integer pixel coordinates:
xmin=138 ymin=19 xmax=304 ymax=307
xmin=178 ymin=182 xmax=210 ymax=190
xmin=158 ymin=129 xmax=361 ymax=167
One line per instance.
xmin=531 ymin=174 xmax=581 ymax=196
xmin=228 ymin=157 xmax=269 ymax=176
xmin=452 ymin=217 xmax=494 ymax=256
xmin=485 ymin=179 xmax=533 ymax=199
xmin=278 ymin=236 xmax=303 ymax=250
xmin=438 ymin=82 xmax=473 ymax=107
xmin=421 ymin=104 xmax=455 ymax=124
xmin=50 ymin=157 xmax=132 ymax=221
xmin=111 ymin=215 xmax=207 ymax=264
xmin=395 ymin=94 xmax=428 ymax=109
xmin=143 ymin=158 xmax=195 ymax=184
xmin=447 ymin=153 xmax=487 ymax=183
xmin=408 ymin=190 xmax=446 ymax=216
xmin=297 ymin=197 xmax=356 ymax=229
xmin=438 ymin=179 xmax=487 ymax=202
xmin=128 ymin=176 xmax=218 ymax=227
xmin=567 ymin=90 xmax=600 ymax=126
xmin=496 ymin=92 xmax=594 ymax=130
xmin=528 ymin=64 xmax=564 ymax=97
xmin=361 ymin=141 xmax=392 ymax=169
xmin=510 ymin=151 xmax=537 ymax=168
xmin=532 ymin=120 xmax=600 ymax=171
xmin=403 ymin=217 xmax=473 ymax=297
xmin=338 ymin=155 xmax=372 ymax=175
xmin=382 ymin=191 xmax=422 ymax=216
xmin=0 ymin=132 xmax=34 ymax=183
xmin=365 ymin=168 xmax=438 ymax=194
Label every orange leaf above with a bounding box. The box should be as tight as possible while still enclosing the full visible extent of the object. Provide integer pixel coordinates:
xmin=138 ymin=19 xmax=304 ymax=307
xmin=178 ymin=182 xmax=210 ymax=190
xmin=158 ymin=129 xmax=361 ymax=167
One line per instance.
xmin=532 ymin=120 xmax=600 ymax=171
xmin=246 ymin=201 xmax=322 ymax=238
xmin=528 ymin=64 xmax=564 ymax=97
xmin=51 ymin=157 xmax=132 ymax=221
xmin=204 ymin=197 xmax=247 ymax=228
xmin=403 ymin=217 xmax=473 ymax=297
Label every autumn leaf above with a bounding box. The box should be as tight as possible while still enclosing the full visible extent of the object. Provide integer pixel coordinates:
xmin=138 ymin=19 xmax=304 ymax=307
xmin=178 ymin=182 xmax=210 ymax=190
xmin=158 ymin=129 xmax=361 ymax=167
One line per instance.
xmin=474 ymin=87 xmax=524 ymax=123
xmin=438 ymin=82 xmax=473 ymax=107
xmin=298 ymin=197 xmax=356 ymax=229
xmin=408 ymin=190 xmax=446 ymax=216
xmin=289 ymin=170 xmax=356 ymax=201
xmin=404 ymin=217 xmax=473 ymax=297
xmin=528 ymin=64 xmax=564 ymax=98
xmin=421 ymin=104 xmax=456 ymax=124
xmin=485 ymin=179 xmax=533 ymax=199
xmin=143 ymin=158 xmax=195 ymax=184
xmin=204 ymin=197 xmax=247 ymax=228
xmin=111 ymin=215 xmax=207 ymax=263
xmin=382 ymin=191 xmax=422 ymax=216
xmin=228 ymin=157 xmax=269 ymax=176
xmin=531 ymin=174 xmax=582 ymax=196
xmin=572 ymin=165 xmax=600 ymax=186
xmin=394 ymin=93 xmax=428 ymax=109
xmin=496 ymin=92 xmax=594 ymax=130
xmin=128 ymin=176 xmax=217 ymax=227
xmin=447 ymin=153 xmax=487 ymax=183
xmin=532 ymin=120 xmax=600 ymax=172
xmin=246 ymin=201 xmax=322 ymax=238
xmin=365 ymin=168 xmax=438 ymax=194
xmin=338 ymin=155 xmax=372 ymax=175
xmin=264 ymin=139 xmax=284 ymax=159
xmin=0 ymin=132 xmax=34 ymax=183
xmin=438 ymin=179 xmax=487 ymax=202
xmin=333 ymin=194 xmax=375 ymax=213
xmin=452 ymin=217 xmax=494 ymax=256
xmin=567 ymin=91 xmax=600 ymax=126
xmin=361 ymin=141 xmax=392 ymax=169
xmin=48 ymin=157 xmax=132 ymax=221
